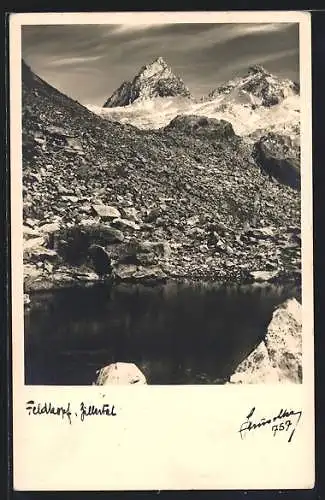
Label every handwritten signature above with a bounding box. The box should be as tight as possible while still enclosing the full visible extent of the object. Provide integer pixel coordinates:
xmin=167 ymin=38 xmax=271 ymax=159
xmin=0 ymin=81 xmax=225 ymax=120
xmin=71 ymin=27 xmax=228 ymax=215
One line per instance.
xmin=239 ymin=406 xmax=302 ymax=442
xmin=25 ymin=400 xmax=117 ymax=424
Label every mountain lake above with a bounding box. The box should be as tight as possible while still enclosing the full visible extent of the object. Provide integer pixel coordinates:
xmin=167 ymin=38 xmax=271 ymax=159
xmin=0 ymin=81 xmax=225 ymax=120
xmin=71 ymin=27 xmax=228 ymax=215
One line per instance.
xmin=24 ymin=281 xmax=300 ymax=385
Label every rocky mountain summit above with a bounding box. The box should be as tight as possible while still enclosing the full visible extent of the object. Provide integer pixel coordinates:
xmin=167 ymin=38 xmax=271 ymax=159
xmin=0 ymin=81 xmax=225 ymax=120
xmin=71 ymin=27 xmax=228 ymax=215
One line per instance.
xmin=22 ymin=61 xmax=301 ymax=293
xmin=208 ymin=64 xmax=299 ymax=108
xmin=92 ymin=62 xmax=299 ymax=140
xmin=103 ymin=56 xmax=191 ymax=107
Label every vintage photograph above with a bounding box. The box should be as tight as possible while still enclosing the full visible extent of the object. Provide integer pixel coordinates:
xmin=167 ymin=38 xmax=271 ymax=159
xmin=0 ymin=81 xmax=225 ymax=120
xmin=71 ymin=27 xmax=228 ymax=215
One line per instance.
xmin=21 ymin=21 xmax=303 ymax=386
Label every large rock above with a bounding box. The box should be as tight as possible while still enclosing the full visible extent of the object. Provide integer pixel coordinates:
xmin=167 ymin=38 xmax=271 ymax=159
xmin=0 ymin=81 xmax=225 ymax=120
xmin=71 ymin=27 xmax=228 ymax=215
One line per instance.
xmin=24 ymin=235 xmax=46 ymax=249
xmin=164 ymin=115 xmax=236 ymax=141
xmin=38 ymin=221 xmax=61 ymax=234
xmin=250 ymin=270 xmax=279 ymax=282
xmin=24 ymin=246 xmax=58 ymax=263
xmin=129 ymin=239 xmax=171 ymax=258
xmin=23 ymin=225 xmax=42 ymax=240
xmin=92 ymin=204 xmax=121 ymax=220
xmin=24 ymin=293 xmax=31 ymax=306
xmin=114 ymin=263 xmax=167 ymax=283
xmin=229 ymin=298 xmax=302 ymax=384
xmin=254 ymin=133 xmax=300 ymax=190
xmin=132 ymin=265 xmax=167 ymax=282
xmin=121 ymin=207 xmax=139 ymax=222
xmin=114 ymin=263 xmax=138 ymax=280
xmin=265 ymin=298 xmax=302 ymax=383
xmin=89 ymin=244 xmax=113 ymax=277
xmin=95 ymin=362 xmax=147 ymax=385
xmin=78 ymin=223 xmax=124 ymax=243
xmin=112 ymin=218 xmax=140 ymax=231
xmin=245 ymin=226 xmax=276 ymax=240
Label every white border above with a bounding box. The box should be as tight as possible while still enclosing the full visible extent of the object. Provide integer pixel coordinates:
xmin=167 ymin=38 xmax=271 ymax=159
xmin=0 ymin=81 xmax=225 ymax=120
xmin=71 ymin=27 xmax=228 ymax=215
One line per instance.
xmin=10 ymin=11 xmax=314 ymax=491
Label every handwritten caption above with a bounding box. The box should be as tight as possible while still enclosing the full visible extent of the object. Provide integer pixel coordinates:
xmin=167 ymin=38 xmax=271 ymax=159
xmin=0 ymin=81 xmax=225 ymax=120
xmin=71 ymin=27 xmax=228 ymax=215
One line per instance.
xmin=239 ymin=406 xmax=302 ymax=442
xmin=25 ymin=400 xmax=117 ymax=424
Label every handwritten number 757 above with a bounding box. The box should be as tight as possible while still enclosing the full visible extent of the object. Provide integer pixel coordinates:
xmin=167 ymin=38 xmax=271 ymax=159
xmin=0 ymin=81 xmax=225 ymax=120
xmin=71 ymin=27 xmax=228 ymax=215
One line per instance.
xmin=272 ymin=420 xmax=295 ymax=442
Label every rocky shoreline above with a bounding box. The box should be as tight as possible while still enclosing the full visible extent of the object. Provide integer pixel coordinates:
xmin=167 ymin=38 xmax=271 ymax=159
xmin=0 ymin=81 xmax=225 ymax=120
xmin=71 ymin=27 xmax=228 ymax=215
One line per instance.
xmin=23 ymin=208 xmax=301 ymax=296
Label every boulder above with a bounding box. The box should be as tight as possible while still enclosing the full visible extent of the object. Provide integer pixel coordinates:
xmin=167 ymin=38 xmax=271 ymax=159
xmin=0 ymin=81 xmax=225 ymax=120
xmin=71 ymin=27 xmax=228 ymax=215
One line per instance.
xmin=245 ymin=226 xmax=276 ymax=239
xmin=80 ymin=223 xmax=124 ymax=243
xmin=254 ymin=133 xmax=300 ymax=190
xmin=112 ymin=218 xmax=140 ymax=231
xmin=136 ymin=252 xmax=158 ymax=266
xmin=133 ymin=266 xmax=167 ymax=282
xmin=38 ymin=222 xmax=61 ymax=234
xmin=95 ymin=362 xmax=147 ymax=385
xmin=114 ymin=264 xmax=138 ymax=280
xmin=62 ymin=195 xmax=79 ymax=203
xmin=164 ymin=115 xmax=236 ymax=141
xmin=250 ymin=270 xmax=279 ymax=282
xmin=25 ymin=247 xmax=58 ymax=263
xmin=23 ymin=225 xmax=42 ymax=240
xmin=121 ymin=207 xmax=139 ymax=222
xmin=114 ymin=263 xmax=167 ymax=282
xmin=89 ymin=244 xmax=113 ymax=277
xmin=265 ymin=298 xmax=302 ymax=383
xmin=24 ymin=293 xmax=31 ymax=306
xmin=92 ymin=204 xmax=121 ymax=220
xmin=24 ymin=235 xmax=46 ymax=249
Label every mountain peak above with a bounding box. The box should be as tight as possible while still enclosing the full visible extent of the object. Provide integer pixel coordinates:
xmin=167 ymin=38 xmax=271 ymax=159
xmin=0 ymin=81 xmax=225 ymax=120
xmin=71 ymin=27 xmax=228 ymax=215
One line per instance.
xmin=247 ymin=64 xmax=270 ymax=76
xmin=208 ymin=65 xmax=299 ymax=108
xmin=103 ymin=57 xmax=191 ymax=108
xmin=150 ymin=56 xmax=168 ymax=67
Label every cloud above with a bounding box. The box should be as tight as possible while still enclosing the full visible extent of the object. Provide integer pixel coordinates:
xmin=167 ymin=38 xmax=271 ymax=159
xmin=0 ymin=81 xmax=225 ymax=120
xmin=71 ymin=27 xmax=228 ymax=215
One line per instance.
xmin=109 ymin=24 xmax=162 ymax=34
xmin=224 ymin=48 xmax=299 ymax=75
xmin=22 ymin=22 xmax=299 ymax=105
xmin=48 ymin=55 xmax=104 ymax=67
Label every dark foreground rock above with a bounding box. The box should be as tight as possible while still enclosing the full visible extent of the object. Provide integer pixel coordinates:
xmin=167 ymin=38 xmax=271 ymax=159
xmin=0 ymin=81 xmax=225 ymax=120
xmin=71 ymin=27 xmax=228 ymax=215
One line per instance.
xmin=229 ymin=298 xmax=302 ymax=383
xmin=254 ymin=133 xmax=300 ymax=190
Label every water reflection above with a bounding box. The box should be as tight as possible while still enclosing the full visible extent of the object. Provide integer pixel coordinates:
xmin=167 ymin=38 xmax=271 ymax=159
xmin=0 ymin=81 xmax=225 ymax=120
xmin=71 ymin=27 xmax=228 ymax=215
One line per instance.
xmin=24 ymin=281 xmax=300 ymax=385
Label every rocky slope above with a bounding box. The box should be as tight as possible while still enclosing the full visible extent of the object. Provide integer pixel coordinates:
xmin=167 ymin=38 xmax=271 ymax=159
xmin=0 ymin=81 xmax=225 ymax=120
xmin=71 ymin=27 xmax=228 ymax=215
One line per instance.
xmin=89 ymin=63 xmax=299 ymax=141
xmin=103 ymin=56 xmax=191 ymax=107
xmin=22 ymin=61 xmax=301 ymax=292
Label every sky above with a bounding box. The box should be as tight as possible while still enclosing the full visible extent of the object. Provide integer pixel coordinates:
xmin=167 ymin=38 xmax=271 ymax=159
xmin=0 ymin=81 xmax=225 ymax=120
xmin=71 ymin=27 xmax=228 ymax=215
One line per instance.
xmin=22 ymin=23 xmax=299 ymax=106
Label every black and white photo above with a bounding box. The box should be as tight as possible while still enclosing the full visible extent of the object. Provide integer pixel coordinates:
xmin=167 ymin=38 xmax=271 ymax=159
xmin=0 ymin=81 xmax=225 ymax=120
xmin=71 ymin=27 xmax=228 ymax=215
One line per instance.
xmin=10 ymin=11 xmax=314 ymax=491
xmin=21 ymin=20 xmax=303 ymax=386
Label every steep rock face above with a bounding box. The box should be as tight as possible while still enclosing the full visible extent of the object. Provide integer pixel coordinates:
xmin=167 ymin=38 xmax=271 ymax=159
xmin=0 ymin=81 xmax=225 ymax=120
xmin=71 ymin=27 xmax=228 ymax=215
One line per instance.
xmin=265 ymin=298 xmax=302 ymax=383
xmin=103 ymin=56 xmax=191 ymax=107
xmin=229 ymin=298 xmax=302 ymax=384
xmin=209 ymin=64 xmax=299 ymax=108
xmin=254 ymin=132 xmax=300 ymax=190
xmin=103 ymin=81 xmax=132 ymax=108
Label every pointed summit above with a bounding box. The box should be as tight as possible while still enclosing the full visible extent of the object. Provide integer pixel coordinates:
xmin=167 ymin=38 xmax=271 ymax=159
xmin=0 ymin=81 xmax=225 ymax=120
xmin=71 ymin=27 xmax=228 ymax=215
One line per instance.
xmin=151 ymin=56 xmax=168 ymax=67
xmin=103 ymin=57 xmax=191 ymax=108
xmin=247 ymin=64 xmax=270 ymax=76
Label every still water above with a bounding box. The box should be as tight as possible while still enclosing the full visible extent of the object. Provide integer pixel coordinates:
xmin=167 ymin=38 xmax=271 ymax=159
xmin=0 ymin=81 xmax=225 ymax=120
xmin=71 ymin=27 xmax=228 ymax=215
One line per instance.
xmin=24 ymin=281 xmax=300 ymax=385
